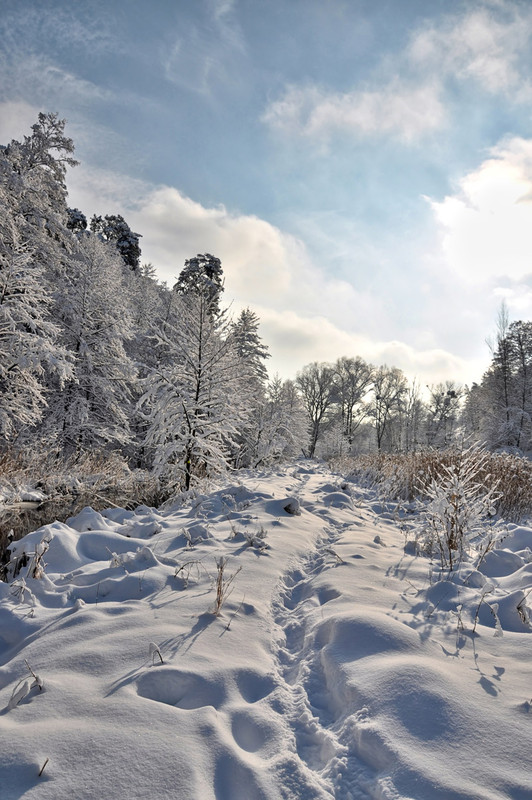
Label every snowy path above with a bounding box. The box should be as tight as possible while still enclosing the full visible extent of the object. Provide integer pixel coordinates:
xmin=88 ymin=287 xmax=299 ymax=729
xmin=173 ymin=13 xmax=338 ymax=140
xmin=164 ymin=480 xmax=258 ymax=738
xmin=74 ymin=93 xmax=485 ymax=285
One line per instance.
xmin=1 ymin=462 xmax=531 ymax=799
xmin=270 ymin=472 xmax=377 ymax=799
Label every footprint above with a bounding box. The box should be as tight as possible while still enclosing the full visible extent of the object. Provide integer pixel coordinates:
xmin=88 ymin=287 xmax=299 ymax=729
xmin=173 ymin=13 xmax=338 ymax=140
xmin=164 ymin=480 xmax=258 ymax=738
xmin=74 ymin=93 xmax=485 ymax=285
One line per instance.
xmin=214 ymin=751 xmax=269 ymax=800
xmin=231 ymin=709 xmax=273 ymax=752
xmin=137 ymin=667 xmax=225 ymax=709
xmin=282 ymin=581 xmax=313 ymax=610
xmin=235 ymin=669 xmax=275 ymax=703
xmin=317 ymin=586 xmax=341 ymax=605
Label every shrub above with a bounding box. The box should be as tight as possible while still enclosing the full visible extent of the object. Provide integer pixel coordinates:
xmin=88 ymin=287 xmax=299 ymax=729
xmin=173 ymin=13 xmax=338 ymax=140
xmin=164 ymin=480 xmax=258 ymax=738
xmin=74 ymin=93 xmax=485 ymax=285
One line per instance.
xmin=0 ymin=447 xmax=171 ymax=579
xmin=331 ymin=447 xmax=532 ymax=522
xmin=415 ymin=446 xmax=506 ymax=571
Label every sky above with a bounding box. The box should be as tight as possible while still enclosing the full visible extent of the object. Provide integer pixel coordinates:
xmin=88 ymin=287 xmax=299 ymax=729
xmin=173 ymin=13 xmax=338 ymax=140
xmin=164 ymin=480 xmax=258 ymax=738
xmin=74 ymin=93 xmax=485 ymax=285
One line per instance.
xmin=2 ymin=0 xmax=532 ymax=386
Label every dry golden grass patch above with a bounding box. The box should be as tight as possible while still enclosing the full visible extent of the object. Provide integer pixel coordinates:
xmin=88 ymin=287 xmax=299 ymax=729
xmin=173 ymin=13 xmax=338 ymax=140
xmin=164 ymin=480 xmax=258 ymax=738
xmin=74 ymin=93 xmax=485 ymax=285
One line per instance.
xmin=331 ymin=448 xmax=532 ymax=522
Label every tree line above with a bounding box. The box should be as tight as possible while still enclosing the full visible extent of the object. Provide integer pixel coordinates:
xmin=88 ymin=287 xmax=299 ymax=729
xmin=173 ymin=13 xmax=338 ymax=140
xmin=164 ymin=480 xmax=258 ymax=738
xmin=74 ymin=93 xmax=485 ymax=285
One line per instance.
xmin=1 ymin=113 xmax=530 ymax=491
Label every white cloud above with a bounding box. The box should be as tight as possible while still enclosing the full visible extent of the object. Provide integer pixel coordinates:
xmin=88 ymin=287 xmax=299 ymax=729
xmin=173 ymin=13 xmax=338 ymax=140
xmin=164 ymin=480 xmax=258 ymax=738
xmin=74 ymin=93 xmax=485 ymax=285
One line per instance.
xmin=0 ymin=6 xmax=126 ymax=117
xmin=163 ymin=0 xmax=245 ymax=93
xmin=429 ymin=137 xmax=532 ymax=286
xmin=408 ymin=4 xmax=532 ymax=94
xmin=262 ymin=80 xmax=444 ymax=143
xmin=68 ymin=165 xmax=475 ymax=385
xmin=255 ymin=306 xmax=474 ymax=385
xmin=0 ymin=5 xmax=118 ymax=60
xmin=263 ymin=2 xmax=532 ymax=145
xmin=0 ymin=46 xmax=113 ymax=112
xmin=0 ymin=100 xmax=39 ymax=144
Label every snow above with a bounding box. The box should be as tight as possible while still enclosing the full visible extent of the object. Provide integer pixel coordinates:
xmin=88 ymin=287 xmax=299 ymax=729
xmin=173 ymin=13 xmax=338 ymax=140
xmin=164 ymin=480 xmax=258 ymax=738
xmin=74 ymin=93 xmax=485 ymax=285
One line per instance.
xmin=1 ymin=461 xmax=531 ymax=799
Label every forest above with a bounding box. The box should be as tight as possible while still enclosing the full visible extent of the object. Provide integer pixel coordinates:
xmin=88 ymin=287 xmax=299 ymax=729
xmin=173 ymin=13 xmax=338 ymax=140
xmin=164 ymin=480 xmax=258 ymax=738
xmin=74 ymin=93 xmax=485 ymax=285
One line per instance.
xmin=1 ymin=114 xmax=532 ymax=535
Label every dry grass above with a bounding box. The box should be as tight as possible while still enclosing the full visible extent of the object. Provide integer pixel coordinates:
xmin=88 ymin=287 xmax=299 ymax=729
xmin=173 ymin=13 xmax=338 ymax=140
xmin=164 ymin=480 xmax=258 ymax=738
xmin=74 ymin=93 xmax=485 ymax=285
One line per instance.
xmin=211 ymin=557 xmax=242 ymax=616
xmin=330 ymin=448 xmax=532 ymax=522
xmin=0 ymin=447 xmax=172 ymax=579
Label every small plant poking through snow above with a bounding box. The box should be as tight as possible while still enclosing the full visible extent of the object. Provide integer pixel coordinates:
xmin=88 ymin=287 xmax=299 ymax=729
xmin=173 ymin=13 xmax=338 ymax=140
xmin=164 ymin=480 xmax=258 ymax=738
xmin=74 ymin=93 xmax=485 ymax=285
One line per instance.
xmin=149 ymin=642 xmax=164 ymax=665
xmin=108 ymin=550 xmax=124 ymax=569
xmin=183 ymin=527 xmax=202 ymax=549
xmin=7 ymin=660 xmax=43 ymax=711
xmin=174 ymin=559 xmax=209 ymax=588
xmin=8 ymin=534 xmax=52 ymax=581
xmin=243 ymin=526 xmax=268 ymax=551
xmin=325 ymin=547 xmax=346 ymax=565
xmin=38 ymin=758 xmax=50 ymax=777
xmin=517 ymin=591 xmax=532 ymax=627
xmin=212 ymin=557 xmax=242 ymax=616
xmin=415 ymin=445 xmax=505 ymax=572
xmin=10 ymin=577 xmax=36 ymax=613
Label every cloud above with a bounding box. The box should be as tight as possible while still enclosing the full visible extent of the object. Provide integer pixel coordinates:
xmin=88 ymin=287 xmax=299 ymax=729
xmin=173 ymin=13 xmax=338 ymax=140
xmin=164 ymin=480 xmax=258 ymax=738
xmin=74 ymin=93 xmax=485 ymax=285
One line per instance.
xmin=0 ymin=100 xmax=40 ymax=144
xmin=263 ymin=1 xmax=532 ymax=145
xmin=0 ymin=5 xmax=119 ymax=60
xmin=262 ymin=80 xmax=445 ymax=143
xmin=254 ymin=306 xmax=473 ymax=385
xmin=0 ymin=45 xmax=113 ymax=112
xmin=67 ymin=164 xmax=475 ymax=385
xmin=429 ymin=137 xmax=532 ymax=288
xmin=0 ymin=5 xmax=124 ymax=115
xmin=163 ymin=0 xmax=245 ymax=93
xmin=408 ymin=3 xmax=532 ymax=94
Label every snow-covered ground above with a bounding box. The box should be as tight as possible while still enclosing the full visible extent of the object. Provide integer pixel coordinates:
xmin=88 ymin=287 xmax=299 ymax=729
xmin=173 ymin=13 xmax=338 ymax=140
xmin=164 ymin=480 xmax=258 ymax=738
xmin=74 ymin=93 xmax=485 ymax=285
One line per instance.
xmin=1 ymin=461 xmax=531 ymax=800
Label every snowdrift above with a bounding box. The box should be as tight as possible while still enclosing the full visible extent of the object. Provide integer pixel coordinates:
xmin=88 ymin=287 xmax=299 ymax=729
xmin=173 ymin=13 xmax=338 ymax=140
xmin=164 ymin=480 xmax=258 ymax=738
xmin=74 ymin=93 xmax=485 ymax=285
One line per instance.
xmin=1 ymin=462 xmax=531 ymax=799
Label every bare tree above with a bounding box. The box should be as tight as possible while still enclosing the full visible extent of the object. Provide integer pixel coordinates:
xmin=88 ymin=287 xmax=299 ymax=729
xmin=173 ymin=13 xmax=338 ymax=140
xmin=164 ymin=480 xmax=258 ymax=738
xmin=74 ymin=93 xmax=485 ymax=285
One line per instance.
xmin=296 ymin=362 xmax=336 ymax=457
xmin=371 ymin=366 xmax=408 ymax=450
xmin=332 ymin=356 xmax=373 ymax=442
xmin=425 ymin=382 xmax=463 ymax=448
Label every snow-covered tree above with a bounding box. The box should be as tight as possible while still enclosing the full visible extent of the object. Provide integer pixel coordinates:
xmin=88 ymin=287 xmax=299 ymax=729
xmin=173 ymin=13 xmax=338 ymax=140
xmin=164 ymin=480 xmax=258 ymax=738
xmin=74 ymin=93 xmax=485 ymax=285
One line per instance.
xmin=4 ymin=112 xmax=77 ymax=195
xmin=505 ymin=321 xmax=532 ymax=450
xmin=0 ymin=209 xmax=71 ymax=439
xmin=90 ymin=214 xmax=142 ymax=272
xmin=465 ymin=310 xmax=532 ymax=452
xmin=232 ymin=308 xmax=270 ymax=384
xmin=174 ymin=253 xmax=224 ymax=315
xmin=140 ymin=291 xmax=248 ymax=489
xmin=261 ymin=377 xmax=308 ymax=461
xmin=332 ymin=356 xmax=373 ymax=442
xmin=371 ymin=365 xmax=408 ymax=450
xmin=229 ymin=308 xmax=272 ymax=467
xmin=399 ymin=379 xmax=425 ymax=452
xmin=425 ymin=382 xmax=463 ymax=448
xmin=42 ymin=234 xmax=137 ymax=453
xmin=0 ymin=115 xmax=75 ymax=442
xmin=67 ymin=207 xmax=87 ymax=232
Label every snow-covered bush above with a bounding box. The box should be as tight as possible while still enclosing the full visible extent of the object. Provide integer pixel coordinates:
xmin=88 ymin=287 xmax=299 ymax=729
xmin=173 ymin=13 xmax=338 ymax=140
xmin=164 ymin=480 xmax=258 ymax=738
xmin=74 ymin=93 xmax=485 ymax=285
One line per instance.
xmin=415 ymin=446 xmax=506 ymax=571
xmin=0 ymin=448 xmax=169 ymax=577
xmin=7 ymin=661 xmax=44 ymax=711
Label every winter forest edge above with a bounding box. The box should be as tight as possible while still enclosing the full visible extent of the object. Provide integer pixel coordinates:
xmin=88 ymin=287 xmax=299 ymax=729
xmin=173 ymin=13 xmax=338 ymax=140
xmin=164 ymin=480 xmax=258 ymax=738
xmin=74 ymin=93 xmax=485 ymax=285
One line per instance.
xmin=2 ymin=113 xmax=532 ymax=562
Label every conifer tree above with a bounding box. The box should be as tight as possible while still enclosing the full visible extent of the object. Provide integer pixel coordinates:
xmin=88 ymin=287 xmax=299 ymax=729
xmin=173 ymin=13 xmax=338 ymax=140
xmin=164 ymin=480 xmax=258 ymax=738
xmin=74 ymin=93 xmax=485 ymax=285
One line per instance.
xmin=174 ymin=253 xmax=224 ymax=315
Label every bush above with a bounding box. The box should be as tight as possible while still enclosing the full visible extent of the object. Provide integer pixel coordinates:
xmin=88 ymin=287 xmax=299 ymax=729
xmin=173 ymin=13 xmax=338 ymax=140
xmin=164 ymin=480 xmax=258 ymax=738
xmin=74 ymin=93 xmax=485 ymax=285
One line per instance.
xmin=0 ymin=447 xmax=172 ymax=579
xmin=414 ymin=446 xmax=506 ymax=571
xmin=331 ymin=447 xmax=532 ymax=522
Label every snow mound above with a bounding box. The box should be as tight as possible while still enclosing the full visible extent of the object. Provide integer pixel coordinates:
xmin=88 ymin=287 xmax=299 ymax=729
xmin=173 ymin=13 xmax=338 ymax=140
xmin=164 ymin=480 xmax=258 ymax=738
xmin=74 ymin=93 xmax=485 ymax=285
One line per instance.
xmin=1 ymin=461 xmax=531 ymax=799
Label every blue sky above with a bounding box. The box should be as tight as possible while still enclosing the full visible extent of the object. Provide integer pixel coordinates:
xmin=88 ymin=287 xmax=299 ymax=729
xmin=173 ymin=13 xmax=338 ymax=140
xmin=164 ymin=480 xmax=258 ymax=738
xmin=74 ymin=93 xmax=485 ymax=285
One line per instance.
xmin=2 ymin=0 xmax=532 ymax=385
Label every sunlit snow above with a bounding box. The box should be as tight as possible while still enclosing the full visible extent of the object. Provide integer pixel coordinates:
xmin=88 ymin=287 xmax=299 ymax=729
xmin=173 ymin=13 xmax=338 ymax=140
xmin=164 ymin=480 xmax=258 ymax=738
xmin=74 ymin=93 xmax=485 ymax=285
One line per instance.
xmin=1 ymin=462 xmax=531 ymax=799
